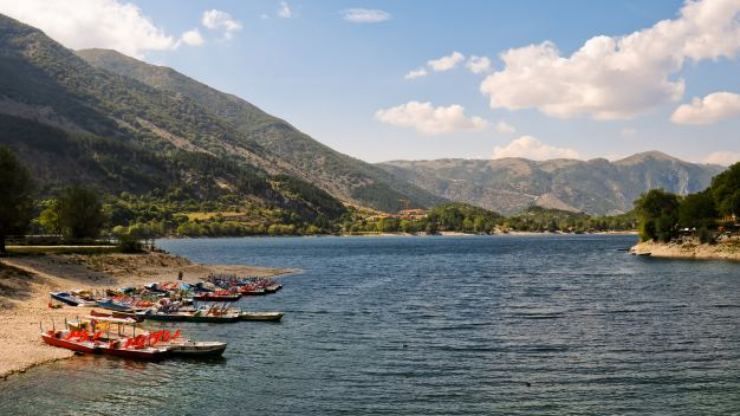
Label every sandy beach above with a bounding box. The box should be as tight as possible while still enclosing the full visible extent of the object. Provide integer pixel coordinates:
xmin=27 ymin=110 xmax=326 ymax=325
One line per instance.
xmin=0 ymin=251 xmax=292 ymax=379
xmin=631 ymin=239 xmax=740 ymax=261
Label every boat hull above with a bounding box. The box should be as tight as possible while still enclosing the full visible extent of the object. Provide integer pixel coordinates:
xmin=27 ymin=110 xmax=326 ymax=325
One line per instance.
xmin=98 ymin=345 xmax=169 ymax=361
xmin=96 ymin=300 xmax=134 ymax=312
xmin=239 ymin=312 xmax=284 ymax=322
xmin=49 ymin=292 xmax=96 ymax=307
xmin=193 ymin=295 xmax=241 ymax=302
xmin=137 ymin=312 xmax=241 ymax=323
xmin=168 ymin=341 xmax=227 ymax=357
xmin=41 ymin=333 xmax=99 ymax=354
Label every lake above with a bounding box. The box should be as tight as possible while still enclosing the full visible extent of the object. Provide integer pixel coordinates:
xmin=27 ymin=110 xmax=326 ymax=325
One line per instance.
xmin=2 ymin=235 xmax=740 ymax=415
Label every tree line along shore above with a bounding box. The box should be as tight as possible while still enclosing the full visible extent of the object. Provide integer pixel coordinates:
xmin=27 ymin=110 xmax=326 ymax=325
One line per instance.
xmin=1 ymin=144 xmax=737 ymax=252
xmin=1 ymin=146 xmax=638 ymax=252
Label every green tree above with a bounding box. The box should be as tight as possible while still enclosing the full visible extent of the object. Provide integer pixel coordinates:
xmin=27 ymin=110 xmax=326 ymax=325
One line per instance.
xmin=678 ymin=191 xmax=717 ymax=230
xmin=57 ymin=186 xmax=106 ymax=240
xmin=0 ymin=147 xmax=34 ymax=253
xmin=710 ymin=162 xmax=740 ymax=218
xmin=38 ymin=199 xmax=61 ymax=234
xmin=634 ymin=189 xmax=680 ymax=242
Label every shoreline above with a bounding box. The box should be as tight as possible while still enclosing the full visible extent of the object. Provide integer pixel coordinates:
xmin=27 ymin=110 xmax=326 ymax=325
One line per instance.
xmin=0 ymin=252 xmax=290 ymax=380
xmin=157 ymin=230 xmax=638 ymax=239
xmin=631 ymin=240 xmax=740 ymax=261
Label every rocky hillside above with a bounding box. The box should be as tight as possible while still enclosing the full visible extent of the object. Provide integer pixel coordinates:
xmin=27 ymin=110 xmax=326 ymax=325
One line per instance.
xmin=0 ymin=14 xmax=440 ymax=214
xmin=379 ymin=152 xmax=725 ymax=215
xmin=75 ymin=48 xmax=442 ymax=212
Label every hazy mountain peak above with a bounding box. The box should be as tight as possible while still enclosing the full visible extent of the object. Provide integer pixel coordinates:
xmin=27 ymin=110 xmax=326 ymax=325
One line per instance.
xmin=378 ymin=152 xmax=725 ymax=215
xmin=614 ymin=150 xmax=680 ymax=165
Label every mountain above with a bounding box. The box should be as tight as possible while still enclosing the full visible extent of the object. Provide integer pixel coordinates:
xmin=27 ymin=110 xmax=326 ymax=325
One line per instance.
xmin=75 ymin=48 xmax=442 ymax=212
xmin=378 ymin=152 xmax=725 ymax=215
xmin=0 ymin=14 xmax=441 ymax=215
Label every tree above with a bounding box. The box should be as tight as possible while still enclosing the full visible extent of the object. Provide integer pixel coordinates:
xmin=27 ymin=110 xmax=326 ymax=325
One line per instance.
xmin=57 ymin=186 xmax=106 ymax=240
xmin=634 ymin=189 xmax=680 ymax=242
xmin=38 ymin=199 xmax=61 ymax=234
xmin=0 ymin=147 xmax=34 ymax=253
xmin=710 ymin=162 xmax=740 ymax=219
xmin=678 ymin=191 xmax=717 ymax=230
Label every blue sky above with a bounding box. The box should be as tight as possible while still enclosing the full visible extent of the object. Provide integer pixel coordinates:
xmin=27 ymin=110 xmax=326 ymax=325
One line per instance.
xmin=1 ymin=0 xmax=739 ymax=164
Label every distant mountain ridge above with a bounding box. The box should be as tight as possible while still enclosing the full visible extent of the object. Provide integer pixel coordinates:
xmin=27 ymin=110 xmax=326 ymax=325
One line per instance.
xmin=378 ymin=152 xmax=725 ymax=215
xmin=0 ymin=14 xmax=441 ymax=214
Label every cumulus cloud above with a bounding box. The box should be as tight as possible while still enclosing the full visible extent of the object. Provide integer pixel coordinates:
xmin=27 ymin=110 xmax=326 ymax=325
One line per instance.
xmin=0 ymin=0 xmax=178 ymax=58
xmin=202 ymin=9 xmax=242 ymax=39
xmin=180 ymin=29 xmax=204 ymax=46
xmin=492 ymin=136 xmax=580 ymax=160
xmin=277 ymin=1 xmax=293 ymax=18
xmin=495 ymin=121 xmax=516 ymax=134
xmin=375 ymin=101 xmax=488 ymax=135
xmin=671 ymin=91 xmax=740 ymax=124
xmin=404 ymin=68 xmax=428 ymax=80
xmin=703 ymin=151 xmax=740 ymax=166
xmin=404 ymin=51 xmax=468 ymax=80
xmin=480 ymin=0 xmax=740 ymax=120
xmin=466 ymin=55 xmax=492 ymax=74
xmin=342 ymin=8 xmax=390 ymax=23
xmin=428 ymin=51 xmax=465 ymax=72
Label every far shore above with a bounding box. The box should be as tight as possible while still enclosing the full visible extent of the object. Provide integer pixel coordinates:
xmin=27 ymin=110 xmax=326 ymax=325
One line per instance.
xmin=0 ymin=251 xmax=293 ymax=380
xmin=631 ymin=239 xmax=740 ymax=262
xmin=155 ymin=230 xmax=639 ymax=239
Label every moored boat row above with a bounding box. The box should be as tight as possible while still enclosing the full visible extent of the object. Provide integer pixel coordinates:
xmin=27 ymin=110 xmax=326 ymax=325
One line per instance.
xmin=42 ymin=273 xmax=286 ymax=363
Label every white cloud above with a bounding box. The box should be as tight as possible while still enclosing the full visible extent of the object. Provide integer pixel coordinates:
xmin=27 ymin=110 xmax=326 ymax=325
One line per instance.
xmin=703 ymin=151 xmax=740 ymax=166
xmin=342 ymin=8 xmax=390 ymax=23
xmin=495 ymin=121 xmax=516 ymax=134
xmin=671 ymin=91 xmax=740 ymax=125
xmin=180 ymin=29 xmax=204 ymax=46
xmin=492 ymin=136 xmax=580 ymax=160
xmin=428 ymin=51 xmax=465 ymax=72
xmin=404 ymin=68 xmax=428 ymax=80
xmin=0 ymin=0 xmax=177 ymax=58
xmin=375 ymin=101 xmax=488 ymax=135
xmin=480 ymin=0 xmax=740 ymax=120
xmin=277 ymin=1 xmax=293 ymax=18
xmin=466 ymin=55 xmax=491 ymax=74
xmin=202 ymin=9 xmax=242 ymax=39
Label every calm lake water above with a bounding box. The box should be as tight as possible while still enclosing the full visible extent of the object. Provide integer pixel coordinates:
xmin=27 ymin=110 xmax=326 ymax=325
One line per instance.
xmin=2 ymin=235 xmax=740 ymax=415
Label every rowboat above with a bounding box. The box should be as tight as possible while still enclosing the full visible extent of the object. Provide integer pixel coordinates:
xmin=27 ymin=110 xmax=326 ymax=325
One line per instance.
xmin=168 ymin=340 xmax=227 ymax=357
xmin=91 ymin=309 xmax=143 ymax=322
xmin=239 ymin=311 xmax=284 ymax=322
xmin=136 ymin=309 xmax=241 ymax=323
xmin=264 ymin=283 xmax=282 ymax=293
xmin=49 ymin=291 xmax=97 ymax=307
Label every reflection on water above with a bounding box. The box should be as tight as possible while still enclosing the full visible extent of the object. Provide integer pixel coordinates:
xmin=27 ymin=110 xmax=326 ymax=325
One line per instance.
xmin=1 ymin=235 xmax=740 ymax=415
